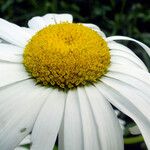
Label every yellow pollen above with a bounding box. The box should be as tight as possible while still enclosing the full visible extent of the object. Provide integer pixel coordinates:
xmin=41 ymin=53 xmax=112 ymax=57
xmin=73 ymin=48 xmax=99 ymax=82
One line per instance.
xmin=23 ymin=23 xmax=110 ymax=89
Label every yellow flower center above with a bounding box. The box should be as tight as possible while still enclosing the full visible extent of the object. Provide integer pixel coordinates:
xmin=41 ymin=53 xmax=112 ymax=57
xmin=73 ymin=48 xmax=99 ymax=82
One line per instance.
xmin=23 ymin=23 xmax=110 ymax=89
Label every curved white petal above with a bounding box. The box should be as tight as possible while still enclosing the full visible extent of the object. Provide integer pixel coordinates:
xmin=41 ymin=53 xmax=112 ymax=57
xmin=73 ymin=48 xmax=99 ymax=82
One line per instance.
xmin=106 ymin=36 xmax=150 ymax=56
xmin=108 ymin=42 xmax=135 ymax=55
xmin=31 ymin=89 xmax=66 ymax=150
xmin=28 ymin=17 xmax=46 ymax=31
xmin=108 ymin=41 xmax=147 ymax=70
xmin=42 ymin=13 xmax=57 ymax=25
xmin=105 ymin=71 xmax=150 ymax=97
xmin=85 ymin=85 xmax=124 ymax=150
xmin=53 ymin=14 xmax=73 ymax=24
xmin=108 ymin=64 xmax=150 ymax=86
xmin=101 ymin=77 xmax=150 ymax=118
xmin=0 ymin=63 xmax=29 ymax=88
xmin=58 ymin=119 xmax=64 ymax=150
xmin=111 ymin=55 xmax=144 ymax=70
xmin=22 ymin=27 xmax=36 ymax=37
xmin=43 ymin=14 xmax=73 ymax=25
xmin=82 ymin=23 xmax=106 ymax=38
xmin=0 ymin=44 xmax=23 ymax=63
xmin=96 ymin=78 xmax=150 ymax=149
xmin=0 ymin=80 xmax=50 ymax=150
xmin=110 ymin=49 xmax=148 ymax=71
xmin=0 ymin=18 xmax=31 ymax=47
xmin=59 ymin=89 xmax=83 ymax=150
xmin=0 ymin=39 xmax=9 ymax=44
xmin=0 ymin=43 xmax=23 ymax=53
xmin=28 ymin=14 xmax=73 ymax=31
xmin=77 ymin=87 xmax=100 ymax=150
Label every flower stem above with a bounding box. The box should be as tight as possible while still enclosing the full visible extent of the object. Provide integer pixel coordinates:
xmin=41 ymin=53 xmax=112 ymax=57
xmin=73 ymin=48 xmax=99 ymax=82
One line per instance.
xmin=124 ymin=135 xmax=144 ymax=144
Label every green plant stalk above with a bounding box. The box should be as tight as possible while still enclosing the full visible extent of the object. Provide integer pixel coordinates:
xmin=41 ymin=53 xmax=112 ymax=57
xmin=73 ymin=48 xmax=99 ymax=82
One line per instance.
xmin=124 ymin=135 xmax=144 ymax=144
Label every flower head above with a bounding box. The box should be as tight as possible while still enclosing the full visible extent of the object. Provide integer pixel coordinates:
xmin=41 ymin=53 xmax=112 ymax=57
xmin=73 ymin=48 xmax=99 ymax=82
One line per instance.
xmin=0 ymin=13 xmax=150 ymax=150
xmin=23 ymin=22 xmax=110 ymax=89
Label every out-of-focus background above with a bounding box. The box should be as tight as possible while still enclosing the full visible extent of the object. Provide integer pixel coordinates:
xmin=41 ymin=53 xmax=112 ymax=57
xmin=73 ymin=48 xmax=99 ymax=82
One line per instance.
xmin=0 ymin=0 xmax=149 ymax=150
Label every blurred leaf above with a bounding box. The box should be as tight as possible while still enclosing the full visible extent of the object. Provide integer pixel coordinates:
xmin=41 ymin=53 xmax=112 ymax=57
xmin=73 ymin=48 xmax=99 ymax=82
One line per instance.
xmin=1 ymin=0 xmax=14 ymax=12
xmin=53 ymin=146 xmax=58 ymax=150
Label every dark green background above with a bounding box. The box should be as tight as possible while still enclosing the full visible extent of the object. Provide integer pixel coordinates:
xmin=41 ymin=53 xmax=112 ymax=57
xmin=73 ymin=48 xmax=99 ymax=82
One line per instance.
xmin=0 ymin=0 xmax=149 ymax=150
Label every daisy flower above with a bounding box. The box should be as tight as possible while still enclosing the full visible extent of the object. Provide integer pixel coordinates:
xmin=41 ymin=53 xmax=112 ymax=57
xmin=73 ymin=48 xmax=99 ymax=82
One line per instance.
xmin=0 ymin=13 xmax=150 ymax=150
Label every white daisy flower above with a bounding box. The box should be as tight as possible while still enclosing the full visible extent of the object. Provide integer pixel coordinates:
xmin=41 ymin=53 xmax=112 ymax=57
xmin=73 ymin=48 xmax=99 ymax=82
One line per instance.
xmin=0 ymin=13 xmax=150 ymax=150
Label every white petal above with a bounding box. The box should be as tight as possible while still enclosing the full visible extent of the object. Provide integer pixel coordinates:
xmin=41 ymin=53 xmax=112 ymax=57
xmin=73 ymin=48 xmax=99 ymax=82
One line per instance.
xmin=108 ymin=42 xmax=134 ymax=55
xmin=0 ymin=43 xmax=23 ymax=53
xmin=110 ymin=49 xmax=148 ymax=71
xmin=19 ymin=135 xmax=31 ymax=146
xmin=82 ymin=23 xmax=106 ymax=38
xmin=85 ymin=85 xmax=124 ymax=150
xmin=0 ymin=80 xmax=50 ymax=150
xmin=108 ymin=64 xmax=150 ymax=86
xmin=105 ymin=71 xmax=150 ymax=97
xmin=28 ymin=17 xmax=46 ymax=31
xmin=28 ymin=14 xmax=73 ymax=31
xmin=0 ymin=39 xmax=9 ymax=44
xmin=106 ymin=36 xmax=150 ymax=56
xmin=0 ymin=44 xmax=23 ymax=63
xmin=31 ymin=89 xmax=66 ymax=150
xmin=96 ymin=79 xmax=150 ymax=149
xmin=43 ymin=14 xmax=73 ymax=25
xmin=101 ymin=77 xmax=150 ymax=119
xmin=42 ymin=13 xmax=57 ymax=25
xmin=59 ymin=90 xmax=83 ymax=150
xmin=0 ymin=18 xmax=31 ymax=47
xmin=54 ymin=14 xmax=73 ymax=23
xmin=129 ymin=125 xmax=141 ymax=135
xmin=111 ymin=55 xmax=144 ymax=70
xmin=21 ymin=27 xmax=36 ymax=37
xmin=108 ymin=42 xmax=148 ymax=71
xmin=77 ymin=87 xmax=100 ymax=150
xmin=58 ymin=119 xmax=65 ymax=150
xmin=0 ymin=63 xmax=29 ymax=87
